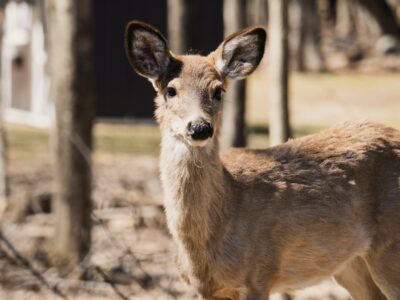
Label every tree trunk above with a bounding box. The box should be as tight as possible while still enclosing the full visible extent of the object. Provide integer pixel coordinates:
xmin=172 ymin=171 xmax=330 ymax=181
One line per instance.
xmin=293 ymin=0 xmax=325 ymax=72
xmin=167 ymin=0 xmax=201 ymax=54
xmin=268 ymin=0 xmax=291 ymax=146
xmin=46 ymin=0 xmax=94 ymax=269
xmin=221 ymin=0 xmax=247 ymax=149
xmin=0 ymin=103 xmax=8 ymax=216
xmin=247 ymin=0 xmax=268 ymax=25
xmin=305 ymin=0 xmax=325 ymax=71
xmin=0 ymin=7 xmax=9 ymax=216
xmin=290 ymin=0 xmax=307 ymax=71
xmin=327 ymin=0 xmax=337 ymax=26
xmin=358 ymin=0 xmax=399 ymax=38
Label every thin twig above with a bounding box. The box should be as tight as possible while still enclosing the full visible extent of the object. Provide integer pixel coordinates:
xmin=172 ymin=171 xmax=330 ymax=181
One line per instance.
xmin=94 ymin=266 xmax=130 ymax=300
xmin=0 ymin=230 xmax=67 ymax=299
xmin=92 ymin=212 xmax=178 ymax=299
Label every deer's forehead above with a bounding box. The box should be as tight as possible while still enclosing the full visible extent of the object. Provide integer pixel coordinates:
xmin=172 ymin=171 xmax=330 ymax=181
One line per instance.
xmin=156 ymin=55 xmax=222 ymax=93
xmin=175 ymin=55 xmax=222 ymax=88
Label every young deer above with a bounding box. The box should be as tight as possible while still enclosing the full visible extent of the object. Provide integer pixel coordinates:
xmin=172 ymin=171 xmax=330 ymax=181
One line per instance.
xmin=125 ymin=21 xmax=400 ymax=300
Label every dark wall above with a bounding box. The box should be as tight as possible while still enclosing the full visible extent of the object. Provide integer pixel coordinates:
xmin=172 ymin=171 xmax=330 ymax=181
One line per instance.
xmin=93 ymin=0 xmax=223 ymax=119
xmin=93 ymin=0 xmax=166 ymax=119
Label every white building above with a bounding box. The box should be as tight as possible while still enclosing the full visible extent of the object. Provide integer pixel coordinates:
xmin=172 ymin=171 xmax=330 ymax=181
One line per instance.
xmin=2 ymin=0 xmax=52 ymax=128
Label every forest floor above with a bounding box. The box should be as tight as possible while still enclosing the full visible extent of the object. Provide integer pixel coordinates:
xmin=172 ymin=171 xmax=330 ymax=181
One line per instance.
xmin=1 ymin=72 xmax=400 ymax=299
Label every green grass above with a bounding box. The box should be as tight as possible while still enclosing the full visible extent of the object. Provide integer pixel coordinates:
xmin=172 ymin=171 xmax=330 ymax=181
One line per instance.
xmin=248 ymin=125 xmax=322 ymax=149
xmin=94 ymin=123 xmax=160 ymax=155
xmin=6 ymin=124 xmax=50 ymax=152
xmin=248 ymin=124 xmax=321 ymax=137
xmin=6 ymin=122 xmax=161 ymax=162
xmin=6 ymin=122 xmax=162 ymax=170
xmin=6 ymin=122 xmax=323 ymax=169
xmin=5 ymin=124 xmax=52 ymax=169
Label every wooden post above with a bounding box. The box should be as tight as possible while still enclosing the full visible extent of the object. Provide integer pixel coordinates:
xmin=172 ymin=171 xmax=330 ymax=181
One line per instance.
xmin=268 ymin=0 xmax=291 ymax=146
xmin=221 ymin=0 xmax=247 ymax=149
xmin=46 ymin=0 xmax=94 ymax=269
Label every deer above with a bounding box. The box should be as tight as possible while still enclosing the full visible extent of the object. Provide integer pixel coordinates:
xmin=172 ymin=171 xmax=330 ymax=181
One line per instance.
xmin=124 ymin=20 xmax=400 ymax=300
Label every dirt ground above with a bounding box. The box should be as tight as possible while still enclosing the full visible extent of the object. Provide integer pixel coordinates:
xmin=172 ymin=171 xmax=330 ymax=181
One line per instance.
xmin=0 ymin=152 xmax=352 ymax=300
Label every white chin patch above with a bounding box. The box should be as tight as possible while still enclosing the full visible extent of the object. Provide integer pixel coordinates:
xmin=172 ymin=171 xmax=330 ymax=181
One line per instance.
xmin=189 ymin=139 xmax=209 ymax=147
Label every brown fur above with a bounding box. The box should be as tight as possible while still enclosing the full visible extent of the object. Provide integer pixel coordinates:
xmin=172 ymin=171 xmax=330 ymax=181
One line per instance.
xmin=125 ymin=21 xmax=400 ymax=299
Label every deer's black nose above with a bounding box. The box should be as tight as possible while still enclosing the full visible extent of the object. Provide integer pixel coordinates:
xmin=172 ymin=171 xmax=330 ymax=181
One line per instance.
xmin=188 ymin=120 xmax=214 ymax=140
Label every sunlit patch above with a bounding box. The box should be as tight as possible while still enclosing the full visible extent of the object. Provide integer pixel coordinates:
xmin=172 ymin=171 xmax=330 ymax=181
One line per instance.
xmin=188 ymin=137 xmax=210 ymax=148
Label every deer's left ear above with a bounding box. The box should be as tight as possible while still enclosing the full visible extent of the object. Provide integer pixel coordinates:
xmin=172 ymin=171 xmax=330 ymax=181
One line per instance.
xmin=212 ymin=26 xmax=266 ymax=80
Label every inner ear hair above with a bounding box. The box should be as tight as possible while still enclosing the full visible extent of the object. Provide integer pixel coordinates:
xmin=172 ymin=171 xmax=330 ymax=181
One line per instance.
xmin=216 ymin=26 xmax=266 ymax=79
xmin=125 ymin=20 xmax=171 ymax=78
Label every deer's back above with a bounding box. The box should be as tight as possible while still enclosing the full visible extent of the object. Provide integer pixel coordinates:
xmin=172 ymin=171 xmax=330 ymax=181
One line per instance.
xmin=218 ymin=121 xmax=400 ymax=291
xmin=222 ymin=121 xmax=400 ymax=194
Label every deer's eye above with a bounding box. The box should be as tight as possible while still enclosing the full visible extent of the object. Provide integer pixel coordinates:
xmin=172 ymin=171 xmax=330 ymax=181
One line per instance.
xmin=166 ymin=87 xmax=177 ymax=98
xmin=213 ymin=87 xmax=224 ymax=101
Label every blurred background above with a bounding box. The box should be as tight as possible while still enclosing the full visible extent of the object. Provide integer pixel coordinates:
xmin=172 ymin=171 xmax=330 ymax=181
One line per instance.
xmin=0 ymin=0 xmax=399 ymax=299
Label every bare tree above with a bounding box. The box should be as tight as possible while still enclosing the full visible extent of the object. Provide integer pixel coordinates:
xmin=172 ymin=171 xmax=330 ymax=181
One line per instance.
xmin=247 ymin=0 xmax=268 ymax=25
xmin=305 ymin=0 xmax=325 ymax=71
xmin=268 ymin=0 xmax=291 ymax=146
xmin=0 ymin=103 xmax=7 ymax=216
xmin=167 ymin=0 xmax=200 ymax=54
xmin=221 ymin=0 xmax=247 ymax=149
xmin=326 ymin=0 xmax=338 ymax=26
xmin=290 ymin=0 xmax=306 ymax=70
xmin=358 ymin=0 xmax=399 ymax=38
xmin=0 ymin=3 xmax=9 ymax=216
xmin=292 ymin=0 xmax=325 ymax=72
xmin=46 ymin=0 xmax=94 ymax=269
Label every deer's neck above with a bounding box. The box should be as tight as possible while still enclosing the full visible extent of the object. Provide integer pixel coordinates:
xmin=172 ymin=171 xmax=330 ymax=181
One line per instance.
xmin=160 ymin=135 xmax=229 ymax=246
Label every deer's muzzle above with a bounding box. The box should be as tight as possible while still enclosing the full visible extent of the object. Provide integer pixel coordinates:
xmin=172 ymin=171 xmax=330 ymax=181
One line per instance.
xmin=188 ymin=120 xmax=214 ymax=141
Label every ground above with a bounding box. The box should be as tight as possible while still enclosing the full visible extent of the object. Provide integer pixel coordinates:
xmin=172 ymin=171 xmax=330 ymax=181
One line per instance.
xmin=2 ymin=72 xmax=400 ymax=299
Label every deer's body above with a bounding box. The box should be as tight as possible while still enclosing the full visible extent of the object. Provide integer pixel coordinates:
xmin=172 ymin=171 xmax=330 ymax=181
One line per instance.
xmin=125 ymin=21 xmax=400 ymax=299
xmin=161 ymin=120 xmax=400 ymax=298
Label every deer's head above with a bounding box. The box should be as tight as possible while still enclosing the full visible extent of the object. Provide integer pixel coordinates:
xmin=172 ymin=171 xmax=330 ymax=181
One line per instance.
xmin=125 ymin=21 xmax=266 ymax=148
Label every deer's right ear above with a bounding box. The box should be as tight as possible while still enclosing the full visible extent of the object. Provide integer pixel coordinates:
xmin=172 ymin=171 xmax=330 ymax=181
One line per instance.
xmin=125 ymin=21 xmax=171 ymax=79
xmin=212 ymin=26 xmax=266 ymax=80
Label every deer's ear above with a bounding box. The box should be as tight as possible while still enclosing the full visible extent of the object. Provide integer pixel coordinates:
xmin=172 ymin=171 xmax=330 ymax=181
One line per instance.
xmin=125 ymin=21 xmax=171 ymax=78
xmin=213 ymin=26 xmax=266 ymax=80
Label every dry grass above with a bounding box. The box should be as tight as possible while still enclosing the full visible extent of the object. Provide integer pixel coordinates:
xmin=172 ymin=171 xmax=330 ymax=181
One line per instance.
xmin=248 ymin=70 xmax=400 ymax=128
